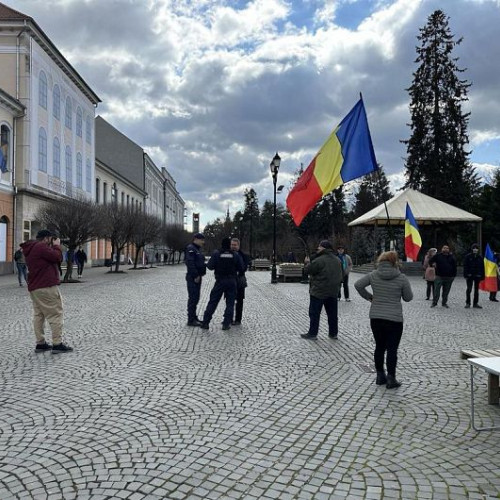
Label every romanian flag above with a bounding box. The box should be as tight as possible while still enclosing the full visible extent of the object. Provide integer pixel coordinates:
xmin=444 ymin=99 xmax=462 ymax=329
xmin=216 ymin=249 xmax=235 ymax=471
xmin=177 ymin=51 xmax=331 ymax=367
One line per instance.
xmin=404 ymin=203 xmax=421 ymax=261
xmin=286 ymin=98 xmax=377 ymax=226
xmin=479 ymin=244 xmax=498 ymax=292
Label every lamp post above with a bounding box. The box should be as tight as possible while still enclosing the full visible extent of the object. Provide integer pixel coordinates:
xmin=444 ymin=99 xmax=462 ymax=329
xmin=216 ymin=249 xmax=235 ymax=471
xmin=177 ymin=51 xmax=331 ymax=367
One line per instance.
xmin=248 ymin=190 xmax=255 ymax=260
xmin=270 ymin=152 xmax=281 ymax=283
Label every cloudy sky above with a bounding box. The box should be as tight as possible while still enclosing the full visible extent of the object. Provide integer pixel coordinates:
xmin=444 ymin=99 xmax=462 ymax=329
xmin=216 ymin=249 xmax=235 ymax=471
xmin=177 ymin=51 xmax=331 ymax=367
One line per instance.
xmin=10 ymin=0 xmax=500 ymax=228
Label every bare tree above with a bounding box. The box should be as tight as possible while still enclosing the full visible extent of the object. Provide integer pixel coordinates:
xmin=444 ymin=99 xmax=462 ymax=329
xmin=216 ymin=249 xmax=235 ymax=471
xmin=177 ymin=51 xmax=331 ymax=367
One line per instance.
xmin=129 ymin=212 xmax=162 ymax=269
xmin=36 ymin=196 xmax=102 ymax=282
xmin=99 ymin=204 xmax=136 ymax=272
xmin=162 ymin=224 xmax=191 ymax=264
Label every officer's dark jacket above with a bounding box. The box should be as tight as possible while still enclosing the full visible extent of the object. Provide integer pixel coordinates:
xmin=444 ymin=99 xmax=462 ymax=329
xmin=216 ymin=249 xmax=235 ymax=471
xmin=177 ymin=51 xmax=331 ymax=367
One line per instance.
xmin=207 ymin=249 xmax=244 ymax=279
xmin=463 ymin=252 xmax=485 ymax=279
xmin=185 ymin=242 xmax=206 ymax=278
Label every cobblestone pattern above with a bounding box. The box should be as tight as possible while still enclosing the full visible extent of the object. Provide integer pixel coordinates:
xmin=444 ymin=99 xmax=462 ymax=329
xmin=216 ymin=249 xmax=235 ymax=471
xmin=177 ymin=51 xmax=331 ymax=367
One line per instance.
xmin=0 ymin=266 xmax=499 ymax=499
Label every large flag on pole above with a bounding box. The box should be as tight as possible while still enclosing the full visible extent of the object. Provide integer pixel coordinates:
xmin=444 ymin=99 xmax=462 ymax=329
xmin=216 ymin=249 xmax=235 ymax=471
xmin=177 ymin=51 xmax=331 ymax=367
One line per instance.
xmin=404 ymin=203 xmax=421 ymax=261
xmin=479 ymin=243 xmax=498 ymax=292
xmin=286 ymin=98 xmax=378 ymax=226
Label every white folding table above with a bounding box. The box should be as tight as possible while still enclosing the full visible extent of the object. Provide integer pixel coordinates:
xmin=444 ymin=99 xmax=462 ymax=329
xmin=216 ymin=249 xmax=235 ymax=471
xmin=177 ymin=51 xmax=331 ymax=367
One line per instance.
xmin=468 ymin=357 xmax=500 ymax=432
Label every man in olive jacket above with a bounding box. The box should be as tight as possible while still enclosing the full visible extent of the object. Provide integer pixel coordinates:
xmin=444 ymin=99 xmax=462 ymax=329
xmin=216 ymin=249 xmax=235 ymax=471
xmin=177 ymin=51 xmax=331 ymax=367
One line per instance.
xmin=301 ymin=240 xmax=344 ymax=340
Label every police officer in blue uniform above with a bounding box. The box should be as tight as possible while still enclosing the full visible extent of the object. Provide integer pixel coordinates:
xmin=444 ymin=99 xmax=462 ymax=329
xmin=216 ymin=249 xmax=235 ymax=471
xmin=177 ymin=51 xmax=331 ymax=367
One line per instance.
xmin=185 ymin=233 xmax=207 ymax=326
xmin=201 ymin=237 xmax=244 ymax=330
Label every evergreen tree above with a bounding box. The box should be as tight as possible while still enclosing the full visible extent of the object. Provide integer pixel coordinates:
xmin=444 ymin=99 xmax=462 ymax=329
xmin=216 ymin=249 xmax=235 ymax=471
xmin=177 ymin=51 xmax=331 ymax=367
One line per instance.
xmin=403 ymin=10 xmax=479 ymax=210
xmin=352 ymin=167 xmax=391 ymax=219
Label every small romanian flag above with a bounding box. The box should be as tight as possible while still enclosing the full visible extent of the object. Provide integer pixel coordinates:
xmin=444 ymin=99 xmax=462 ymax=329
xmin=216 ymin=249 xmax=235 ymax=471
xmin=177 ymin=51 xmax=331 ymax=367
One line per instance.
xmin=286 ymin=98 xmax=377 ymax=226
xmin=479 ymin=244 xmax=498 ymax=292
xmin=404 ymin=203 xmax=421 ymax=261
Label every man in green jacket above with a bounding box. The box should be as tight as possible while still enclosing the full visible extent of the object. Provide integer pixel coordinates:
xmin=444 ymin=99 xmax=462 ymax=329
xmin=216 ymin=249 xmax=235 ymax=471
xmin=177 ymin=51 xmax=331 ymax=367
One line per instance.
xmin=301 ymin=240 xmax=344 ymax=340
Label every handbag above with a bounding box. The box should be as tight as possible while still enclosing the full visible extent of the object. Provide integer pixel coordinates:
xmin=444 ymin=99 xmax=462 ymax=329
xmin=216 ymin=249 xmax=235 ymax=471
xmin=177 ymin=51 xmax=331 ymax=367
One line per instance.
xmin=424 ymin=266 xmax=436 ymax=282
xmin=237 ymin=275 xmax=248 ymax=288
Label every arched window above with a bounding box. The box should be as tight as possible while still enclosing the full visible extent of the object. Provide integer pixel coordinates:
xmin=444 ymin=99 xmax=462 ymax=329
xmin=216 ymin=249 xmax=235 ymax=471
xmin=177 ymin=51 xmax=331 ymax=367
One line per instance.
xmin=65 ymin=146 xmax=72 ymax=184
xmin=65 ymin=97 xmax=72 ymax=129
xmin=53 ymin=137 xmax=60 ymax=178
xmin=38 ymin=128 xmax=47 ymax=172
xmin=86 ymin=158 xmax=91 ymax=192
xmin=76 ymin=152 xmax=83 ymax=188
xmin=1 ymin=124 xmax=11 ymax=174
xmin=86 ymin=116 xmax=92 ymax=144
xmin=53 ymin=85 xmax=60 ymax=120
xmin=76 ymin=108 xmax=83 ymax=137
xmin=39 ymin=71 xmax=47 ymax=109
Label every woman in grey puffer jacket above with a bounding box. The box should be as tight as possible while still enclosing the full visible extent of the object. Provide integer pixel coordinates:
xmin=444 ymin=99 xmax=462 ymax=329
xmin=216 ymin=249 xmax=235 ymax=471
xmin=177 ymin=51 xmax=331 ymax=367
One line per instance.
xmin=355 ymin=251 xmax=413 ymax=389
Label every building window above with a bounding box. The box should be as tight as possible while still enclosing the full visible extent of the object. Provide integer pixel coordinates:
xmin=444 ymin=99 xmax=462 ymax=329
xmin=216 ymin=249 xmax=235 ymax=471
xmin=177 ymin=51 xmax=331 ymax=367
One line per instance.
xmin=86 ymin=158 xmax=91 ymax=192
xmin=65 ymin=97 xmax=72 ymax=129
xmin=86 ymin=116 xmax=92 ymax=144
xmin=76 ymin=153 xmax=83 ymax=188
xmin=53 ymin=85 xmax=60 ymax=120
xmin=53 ymin=137 xmax=60 ymax=178
xmin=121 ymin=191 xmax=125 ymax=205
xmin=23 ymin=220 xmax=31 ymax=242
xmin=96 ymin=178 xmax=100 ymax=203
xmin=126 ymin=194 xmax=129 ymax=207
xmin=76 ymin=108 xmax=83 ymax=137
xmin=38 ymin=128 xmax=47 ymax=172
xmin=111 ymin=182 xmax=117 ymax=205
xmin=1 ymin=125 xmax=10 ymax=173
xmin=103 ymin=182 xmax=107 ymax=204
xmin=65 ymin=146 xmax=72 ymax=184
xmin=39 ymin=71 xmax=47 ymax=109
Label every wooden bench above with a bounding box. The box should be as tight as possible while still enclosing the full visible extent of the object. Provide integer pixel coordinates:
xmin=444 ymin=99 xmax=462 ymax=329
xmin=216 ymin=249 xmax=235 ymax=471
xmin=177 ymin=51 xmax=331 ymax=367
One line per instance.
xmin=252 ymin=259 xmax=271 ymax=271
xmin=278 ymin=265 xmax=304 ymax=282
xmin=461 ymin=349 xmax=500 ymax=404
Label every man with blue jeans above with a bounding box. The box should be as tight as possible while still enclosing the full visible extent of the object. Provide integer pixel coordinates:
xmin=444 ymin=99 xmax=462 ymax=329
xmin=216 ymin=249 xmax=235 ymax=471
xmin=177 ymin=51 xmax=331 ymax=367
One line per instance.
xmin=301 ymin=241 xmax=343 ymax=340
xmin=429 ymin=244 xmax=457 ymax=308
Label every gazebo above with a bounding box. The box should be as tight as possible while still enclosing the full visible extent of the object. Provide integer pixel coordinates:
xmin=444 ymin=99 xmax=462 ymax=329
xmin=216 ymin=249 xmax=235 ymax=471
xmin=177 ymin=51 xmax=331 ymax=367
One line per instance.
xmin=348 ymin=188 xmax=483 ymax=256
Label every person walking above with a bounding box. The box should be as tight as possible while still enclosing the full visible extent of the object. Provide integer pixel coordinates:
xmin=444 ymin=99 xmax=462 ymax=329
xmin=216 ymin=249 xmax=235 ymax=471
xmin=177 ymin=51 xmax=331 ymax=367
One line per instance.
xmin=201 ymin=237 xmax=244 ymax=331
xmin=463 ymin=243 xmax=485 ymax=309
xmin=21 ymin=229 xmax=73 ymax=353
xmin=75 ymin=246 xmax=88 ymax=279
xmin=230 ymin=237 xmax=250 ymax=326
xmin=14 ymin=243 xmax=28 ymax=286
xmin=301 ymin=240 xmax=343 ymax=340
xmin=354 ymin=251 xmax=413 ymax=389
xmin=185 ymin=233 xmax=206 ymax=326
xmin=429 ymin=244 xmax=457 ymax=308
xmin=337 ymin=245 xmax=353 ymax=301
xmin=422 ymin=248 xmax=437 ymax=300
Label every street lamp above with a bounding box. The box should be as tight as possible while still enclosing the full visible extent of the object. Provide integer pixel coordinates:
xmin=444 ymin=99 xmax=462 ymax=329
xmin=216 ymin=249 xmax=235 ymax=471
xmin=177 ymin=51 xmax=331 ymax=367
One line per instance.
xmin=248 ymin=190 xmax=256 ymax=261
xmin=270 ymin=152 xmax=281 ymax=283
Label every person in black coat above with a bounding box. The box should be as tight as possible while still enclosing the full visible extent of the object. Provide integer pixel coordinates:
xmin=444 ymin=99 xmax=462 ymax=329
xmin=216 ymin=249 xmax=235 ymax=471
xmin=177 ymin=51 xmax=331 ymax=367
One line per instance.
xmin=463 ymin=243 xmax=485 ymax=308
xmin=75 ymin=247 xmax=87 ymax=279
xmin=184 ymin=233 xmax=207 ymax=326
xmin=230 ymin=237 xmax=250 ymax=325
xmin=201 ymin=237 xmax=244 ymax=331
xmin=429 ymin=244 xmax=457 ymax=308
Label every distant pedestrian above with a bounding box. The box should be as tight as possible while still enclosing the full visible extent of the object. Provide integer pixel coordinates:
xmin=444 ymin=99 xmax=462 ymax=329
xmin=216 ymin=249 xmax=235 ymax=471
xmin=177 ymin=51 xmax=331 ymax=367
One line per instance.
xmin=355 ymin=251 xmax=413 ymax=389
xmin=21 ymin=230 xmax=73 ymax=353
xmin=463 ymin=243 xmax=485 ymax=309
xmin=337 ymin=246 xmax=353 ymax=301
xmin=75 ymin=246 xmax=87 ymax=279
xmin=230 ymin=238 xmax=250 ymax=326
xmin=185 ymin=233 xmax=206 ymax=326
xmin=489 ymin=252 xmax=499 ymax=302
xmin=14 ymin=243 xmax=28 ymax=286
xmin=422 ymin=248 xmax=437 ymax=300
xmin=301 ymin=240 xmax=343 ymax=340
xmin=201 ymin=237 xmax=244 ymax=331
xmin=429 ymin=244 xmax=457 ymax=308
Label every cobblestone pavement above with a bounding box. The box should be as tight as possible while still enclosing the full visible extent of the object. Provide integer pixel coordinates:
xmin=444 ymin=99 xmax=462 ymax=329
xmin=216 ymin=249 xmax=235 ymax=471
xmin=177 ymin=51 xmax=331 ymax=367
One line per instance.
xmin=1 ymin=265 xmax=500 ymax=500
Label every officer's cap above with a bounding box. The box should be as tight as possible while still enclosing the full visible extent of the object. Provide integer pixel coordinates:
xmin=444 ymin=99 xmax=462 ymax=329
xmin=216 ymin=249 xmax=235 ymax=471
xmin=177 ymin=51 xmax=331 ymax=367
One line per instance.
xmin=193 ymin=233 xmax=205 ymax=240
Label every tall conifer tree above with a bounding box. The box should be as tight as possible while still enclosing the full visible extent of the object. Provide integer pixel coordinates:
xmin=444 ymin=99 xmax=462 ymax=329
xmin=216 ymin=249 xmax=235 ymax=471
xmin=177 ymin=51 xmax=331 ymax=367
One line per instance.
xmin=403 ymin=10 xmax=478 ymax=210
